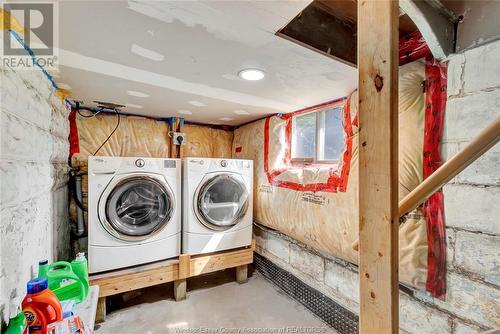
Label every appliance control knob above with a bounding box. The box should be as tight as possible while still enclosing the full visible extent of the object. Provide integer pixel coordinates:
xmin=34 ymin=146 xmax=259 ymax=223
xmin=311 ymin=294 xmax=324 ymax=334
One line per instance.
xmin=135 ymin=159 xmax=145 ymax=167
xmin=221 ymin=160 xmax=228 ymax=167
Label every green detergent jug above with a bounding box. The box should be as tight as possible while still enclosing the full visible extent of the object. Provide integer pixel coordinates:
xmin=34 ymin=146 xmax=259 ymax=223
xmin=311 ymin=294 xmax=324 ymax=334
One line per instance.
xmin=38 ymin=253 xmax=89 ymax=303
xmin=4 ymin=311 xmax=27 ymax=334
xmin=71 ymin=252 xmax=90 ymax=299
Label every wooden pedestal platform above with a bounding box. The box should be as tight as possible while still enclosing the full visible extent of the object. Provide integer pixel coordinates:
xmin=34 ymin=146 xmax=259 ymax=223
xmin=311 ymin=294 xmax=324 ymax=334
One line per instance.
xmin=90 ymin=241 xmax=255 ymax=323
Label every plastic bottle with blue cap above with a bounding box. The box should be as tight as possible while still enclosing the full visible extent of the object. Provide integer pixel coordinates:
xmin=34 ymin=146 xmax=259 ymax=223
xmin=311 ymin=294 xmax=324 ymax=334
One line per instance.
xmin=22 ymin=277 xmax=63 ymax=334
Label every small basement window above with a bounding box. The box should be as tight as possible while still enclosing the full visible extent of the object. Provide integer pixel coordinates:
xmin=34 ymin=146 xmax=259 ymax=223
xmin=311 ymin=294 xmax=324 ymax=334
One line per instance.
xmin=291 ymin=104 xmax=344 ymax=164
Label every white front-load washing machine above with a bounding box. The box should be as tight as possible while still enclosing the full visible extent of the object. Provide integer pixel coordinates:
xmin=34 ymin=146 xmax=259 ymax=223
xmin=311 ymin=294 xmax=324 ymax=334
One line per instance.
xmin=88 ymin=156 xmax=181 ymax=273
xmin=182 ymin=158 xmax=253 ymax=255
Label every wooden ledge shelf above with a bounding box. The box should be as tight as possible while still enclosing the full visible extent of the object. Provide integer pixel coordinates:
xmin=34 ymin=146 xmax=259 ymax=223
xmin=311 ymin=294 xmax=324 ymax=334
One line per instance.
xmin=90 ymin=240 xmax=255 ymax=323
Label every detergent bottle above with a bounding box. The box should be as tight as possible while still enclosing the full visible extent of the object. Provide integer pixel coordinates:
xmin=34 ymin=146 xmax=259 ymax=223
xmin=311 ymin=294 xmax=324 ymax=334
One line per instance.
xmin=70 ymin=252 xmax=89 ymax=300
xmin=38 ymin=259 xmax=49 ymax=277
xmin=38 ymin=254 xmax=89 ymax=303
xmin=4 ymin=310 xmax=28 ymax=334
xmin=22 ymin=277 xmax=63 ymax=334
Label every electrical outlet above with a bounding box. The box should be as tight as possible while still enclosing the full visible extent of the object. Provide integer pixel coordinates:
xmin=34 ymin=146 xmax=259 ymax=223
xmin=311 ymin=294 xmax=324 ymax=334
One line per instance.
xmin=173 ymin=132 xmax=186 ymax=145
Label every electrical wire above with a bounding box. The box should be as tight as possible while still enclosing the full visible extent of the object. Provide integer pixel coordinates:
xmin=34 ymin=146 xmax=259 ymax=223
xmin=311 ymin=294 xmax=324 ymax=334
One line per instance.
xmin=93 ymin=108 xmax=121 ymax=156
xmin=76 ymin=108 xmax=103 ymax=118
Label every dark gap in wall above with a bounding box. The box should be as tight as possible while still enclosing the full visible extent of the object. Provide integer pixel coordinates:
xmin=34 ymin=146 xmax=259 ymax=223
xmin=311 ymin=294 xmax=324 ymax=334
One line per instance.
xmin=254 ymin=254 xmax=359 ymax=334
xmin=277 ymin=0 xmax=420 ymax=67
xmin=277 ymin=1 xmax=357 ymax=66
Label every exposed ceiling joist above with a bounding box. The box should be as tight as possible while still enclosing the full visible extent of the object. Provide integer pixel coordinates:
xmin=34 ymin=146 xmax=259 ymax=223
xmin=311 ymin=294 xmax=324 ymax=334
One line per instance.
xmin=400 ymin=0 xmax=456 ymax=60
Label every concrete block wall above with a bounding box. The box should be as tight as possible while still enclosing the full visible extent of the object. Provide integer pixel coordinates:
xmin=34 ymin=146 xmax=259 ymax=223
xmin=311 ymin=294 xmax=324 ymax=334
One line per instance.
xmin=0 ymin=64 xmax=70 ymax=325
xmin=438 ymin=38 xmax=500 ymax=329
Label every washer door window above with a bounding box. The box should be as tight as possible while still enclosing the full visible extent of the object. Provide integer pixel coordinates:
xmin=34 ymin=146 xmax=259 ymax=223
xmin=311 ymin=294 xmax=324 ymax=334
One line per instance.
xmin=104 ymin=176 xmax=174 ymax=241
xmin=195 ymin=173 xmax=249 ymax=231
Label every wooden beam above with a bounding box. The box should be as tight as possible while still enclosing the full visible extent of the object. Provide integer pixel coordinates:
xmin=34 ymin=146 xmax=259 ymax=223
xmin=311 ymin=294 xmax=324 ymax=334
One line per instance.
xmin=358 ymin=1 xmax=399 ymax=333
xmin=399 ymin=116 xmax=500 ymax=216
xmin=189 ymin=248 xmax=254 ymax=277
xmin=353 ymin=117 xmax=499 ymax=252
xmin=352 ymin=116 xmax=499 ymax=252
xmin=90 ymin=259 xmax=179 ymax=298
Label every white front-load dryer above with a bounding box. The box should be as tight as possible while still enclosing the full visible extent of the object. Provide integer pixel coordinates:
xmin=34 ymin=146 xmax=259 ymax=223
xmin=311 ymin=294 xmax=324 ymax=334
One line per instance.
xmin=88 ymin=156 xmax=181 ymax=273
xmin=182 ymin=157 xmax=253 ymax=255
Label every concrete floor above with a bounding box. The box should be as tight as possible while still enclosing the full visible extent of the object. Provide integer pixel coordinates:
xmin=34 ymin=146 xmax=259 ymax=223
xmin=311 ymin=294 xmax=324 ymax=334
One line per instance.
xmin=96 ymin=269 xmax=337 ymax=334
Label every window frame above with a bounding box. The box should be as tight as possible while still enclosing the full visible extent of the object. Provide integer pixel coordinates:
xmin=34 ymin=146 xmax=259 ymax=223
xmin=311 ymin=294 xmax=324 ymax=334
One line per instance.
xmin=290 ymin=102 xmax=345 ymax=165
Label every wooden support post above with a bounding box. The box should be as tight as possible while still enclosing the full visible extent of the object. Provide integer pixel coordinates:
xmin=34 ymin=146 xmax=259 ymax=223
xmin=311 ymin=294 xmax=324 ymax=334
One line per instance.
xmin=358 ymin=1 xmax=399 ymax=333
xmin=173 ymin=280 xmax=186 ymax=301
xmin=235 ymin=265 xmax=248 ymax=284
xmin=95 ymin=297 xmax=106 ymax=323
xmin=174 ymin=254 xmax=190 ymax=301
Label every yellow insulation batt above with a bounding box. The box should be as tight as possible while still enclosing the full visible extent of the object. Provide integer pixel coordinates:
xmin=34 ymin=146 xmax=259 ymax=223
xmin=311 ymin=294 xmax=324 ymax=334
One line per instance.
xmin=71 ymin=114 xmax=169 ymax=170
xmin=233 ymin=61 xmax=428 ymax=289
xmin=182 ymin=124 xmax=233 ymax=158
xmin=71 ymin=114 xmax=233 ymax=169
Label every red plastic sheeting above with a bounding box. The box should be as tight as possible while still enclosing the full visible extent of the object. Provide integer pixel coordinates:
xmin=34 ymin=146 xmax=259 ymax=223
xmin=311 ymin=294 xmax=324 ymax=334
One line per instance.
xmin=263 ymin=97 xmax=353 ymax=193
xmin=400 ymin=32 xmax=431 ymax=65
xmin=68 ymin=109 xmax=80 ymax=160
xmin=423 ymin=57 xmax=448 ymax=299
xmin=400 ymin=30 xmax=446 ymax=298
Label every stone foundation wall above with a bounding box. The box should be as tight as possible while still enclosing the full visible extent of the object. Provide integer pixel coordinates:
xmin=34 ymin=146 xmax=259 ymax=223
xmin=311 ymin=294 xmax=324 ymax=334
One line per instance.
xmin=0 ymin=64 xmax=70 ymax=325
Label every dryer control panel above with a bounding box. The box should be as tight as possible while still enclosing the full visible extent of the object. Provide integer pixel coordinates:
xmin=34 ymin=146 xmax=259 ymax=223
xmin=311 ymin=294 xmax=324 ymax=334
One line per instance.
xmin=185 ymin=158 xmax=252 ymax=176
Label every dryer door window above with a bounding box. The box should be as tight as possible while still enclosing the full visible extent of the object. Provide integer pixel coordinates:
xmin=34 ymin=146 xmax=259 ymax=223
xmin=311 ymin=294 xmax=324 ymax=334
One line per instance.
xmin=195 ymin=173 xmax=249 ymax=230
xmin=105 ymin=176 xmax=174 ymax=241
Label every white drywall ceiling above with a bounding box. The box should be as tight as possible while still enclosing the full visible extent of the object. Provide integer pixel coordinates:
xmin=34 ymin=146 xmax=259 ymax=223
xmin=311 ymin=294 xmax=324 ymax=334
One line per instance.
xmin=56 ymin=0 xmax=357 ymax=125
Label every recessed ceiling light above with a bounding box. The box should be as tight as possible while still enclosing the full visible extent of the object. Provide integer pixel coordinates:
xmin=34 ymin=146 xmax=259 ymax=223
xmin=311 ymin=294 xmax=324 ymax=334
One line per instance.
xmin=178 ymin=109 xmax=192 ymax=115
xmin=238 ymin=68 xmax=265 ymax=81
xmin=219 ymin=117 xmax=234 ymax=121
xmin=125 ymin=103 xmax=143 ymax=109
xmin=127 ymin=90 xmax=149 ymax=98
xmin=234 ymin=109 xmax=250 ymax=115
xmin=188 ymin=100 xmax=205 ymax=107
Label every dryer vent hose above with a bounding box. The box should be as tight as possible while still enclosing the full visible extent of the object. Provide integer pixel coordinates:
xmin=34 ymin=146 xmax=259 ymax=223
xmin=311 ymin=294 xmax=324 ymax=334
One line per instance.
xmin=73 ymin=175 xmax=86 ymax=237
